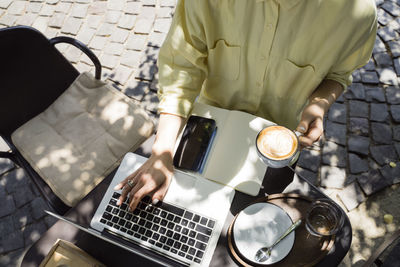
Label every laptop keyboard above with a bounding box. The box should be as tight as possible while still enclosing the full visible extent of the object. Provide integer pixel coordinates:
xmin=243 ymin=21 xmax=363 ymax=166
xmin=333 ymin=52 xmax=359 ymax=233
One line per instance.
xmin=99 ymin=192 xmax=216 ymax=265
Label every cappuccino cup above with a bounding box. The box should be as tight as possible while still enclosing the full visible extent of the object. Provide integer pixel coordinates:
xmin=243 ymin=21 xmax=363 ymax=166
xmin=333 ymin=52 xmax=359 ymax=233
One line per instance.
xmin=256 ymin=125 xmax=301 ymax=168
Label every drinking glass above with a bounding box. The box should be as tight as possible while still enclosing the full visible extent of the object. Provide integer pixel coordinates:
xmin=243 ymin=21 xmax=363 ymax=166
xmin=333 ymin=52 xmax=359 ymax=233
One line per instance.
xmin=305 ymin=198 xmax=344 ymax=237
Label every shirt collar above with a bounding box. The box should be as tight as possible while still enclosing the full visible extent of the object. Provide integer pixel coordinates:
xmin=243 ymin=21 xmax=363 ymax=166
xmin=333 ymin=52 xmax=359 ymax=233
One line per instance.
xmin=256 ymin=0 xmax=301 ymax=9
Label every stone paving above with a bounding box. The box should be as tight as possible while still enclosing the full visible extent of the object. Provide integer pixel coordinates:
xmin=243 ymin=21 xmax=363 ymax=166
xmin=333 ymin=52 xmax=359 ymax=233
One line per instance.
xmin=0 ymin=0 xmax=399 ymax=266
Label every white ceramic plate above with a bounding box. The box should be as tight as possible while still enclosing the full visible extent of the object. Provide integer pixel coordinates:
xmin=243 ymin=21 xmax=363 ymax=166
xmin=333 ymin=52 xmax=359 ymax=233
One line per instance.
xmin=233 ymin=202 xmax=295 ymax=265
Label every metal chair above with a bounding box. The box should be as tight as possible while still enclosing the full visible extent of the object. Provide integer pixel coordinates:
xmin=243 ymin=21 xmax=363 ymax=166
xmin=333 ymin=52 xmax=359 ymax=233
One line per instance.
xmin=362 ymin=229 xmax=400 ymax=267
xmin=0 ymin=26 xmax=102 ymax=214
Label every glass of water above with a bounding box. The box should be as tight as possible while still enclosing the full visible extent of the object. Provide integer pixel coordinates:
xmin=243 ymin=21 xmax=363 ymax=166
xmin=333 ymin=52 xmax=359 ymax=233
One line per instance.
xmin=305 ymin=198 xmax=344 ymax=237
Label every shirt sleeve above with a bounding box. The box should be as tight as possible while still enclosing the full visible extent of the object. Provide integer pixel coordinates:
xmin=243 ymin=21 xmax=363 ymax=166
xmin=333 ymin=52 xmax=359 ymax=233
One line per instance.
xmin=325 ymin=11 xmax=378 ymax=90
xmin=157 ymin=0 xmax=208 ymax=117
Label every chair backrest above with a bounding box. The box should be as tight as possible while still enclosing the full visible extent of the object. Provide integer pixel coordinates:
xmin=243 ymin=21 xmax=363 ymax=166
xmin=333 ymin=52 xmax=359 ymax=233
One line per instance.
xmin=0 ymin=26 xmax=79 ymax=137
xmin=362 ymin=229 xmax=400 ymax=267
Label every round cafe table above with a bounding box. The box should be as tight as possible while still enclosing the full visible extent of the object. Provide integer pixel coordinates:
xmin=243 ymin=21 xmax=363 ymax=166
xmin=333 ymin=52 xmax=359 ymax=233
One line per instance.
xmin=21 ymin=139 xmax=351 ymax=267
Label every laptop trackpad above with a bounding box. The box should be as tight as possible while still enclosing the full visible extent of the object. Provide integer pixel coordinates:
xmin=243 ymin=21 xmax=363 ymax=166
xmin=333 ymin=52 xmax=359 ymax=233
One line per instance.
xmin=164 ymin=170 xmax=234 ymax=221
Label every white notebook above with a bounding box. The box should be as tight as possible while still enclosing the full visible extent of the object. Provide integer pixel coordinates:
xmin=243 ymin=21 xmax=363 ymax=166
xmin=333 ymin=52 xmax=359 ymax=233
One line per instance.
xmin=181 ymin=102 xmax=275 ymax=196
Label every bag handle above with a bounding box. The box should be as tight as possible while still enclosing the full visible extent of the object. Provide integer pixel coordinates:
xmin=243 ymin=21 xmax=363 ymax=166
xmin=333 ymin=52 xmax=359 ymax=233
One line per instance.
xmin=49 ymin=36 xmax=102 ymax=80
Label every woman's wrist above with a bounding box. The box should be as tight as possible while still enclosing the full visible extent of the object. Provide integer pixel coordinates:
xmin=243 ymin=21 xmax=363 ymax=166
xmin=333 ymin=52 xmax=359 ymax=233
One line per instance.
xmin=151 ymin=113 xmax=185 ymax=156
xmin=307 ymin=97 xmax=331 ymax=113
xmin=308 ymin=79 xmax=344 ymax=114
xmin=151 ymin=143 xmax=174 ymax=157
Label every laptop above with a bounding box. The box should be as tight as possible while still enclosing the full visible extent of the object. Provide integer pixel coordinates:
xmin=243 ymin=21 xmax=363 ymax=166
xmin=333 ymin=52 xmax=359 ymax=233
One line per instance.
xmin=48 ymin=152 xmax=235 ymax=267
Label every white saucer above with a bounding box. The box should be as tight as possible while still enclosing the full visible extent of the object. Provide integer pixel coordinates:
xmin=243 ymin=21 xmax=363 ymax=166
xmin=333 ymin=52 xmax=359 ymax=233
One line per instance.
xmin=233 ymin=202 xmax=295 ymax=265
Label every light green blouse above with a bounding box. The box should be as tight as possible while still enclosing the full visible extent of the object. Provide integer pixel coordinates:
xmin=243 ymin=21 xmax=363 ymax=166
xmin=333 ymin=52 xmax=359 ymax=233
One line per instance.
xmin=157 ymin=0 xmax=377 ymax=129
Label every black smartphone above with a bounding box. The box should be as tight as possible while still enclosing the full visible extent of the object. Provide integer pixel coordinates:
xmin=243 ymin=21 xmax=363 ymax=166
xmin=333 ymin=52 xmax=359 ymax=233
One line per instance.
xmin=173 ymin=115 xmax=217 ymax=173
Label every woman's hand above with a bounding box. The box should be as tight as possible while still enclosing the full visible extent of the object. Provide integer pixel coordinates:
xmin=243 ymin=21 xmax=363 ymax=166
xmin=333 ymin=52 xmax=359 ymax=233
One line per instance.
xmin=114 ymin=151 xmax=174 ymax=211
xmin=296 ymin=101 xmax=325 ymax=148
xmin=114 ymin=113 xmax=185 ymax=211
xmin=296 ymin=79 xmax=344 ymax=148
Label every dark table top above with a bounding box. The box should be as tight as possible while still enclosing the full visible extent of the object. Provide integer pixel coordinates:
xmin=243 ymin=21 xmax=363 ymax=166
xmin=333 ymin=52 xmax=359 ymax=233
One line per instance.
xmin=21 ymin=141 xmax=351 ymax=267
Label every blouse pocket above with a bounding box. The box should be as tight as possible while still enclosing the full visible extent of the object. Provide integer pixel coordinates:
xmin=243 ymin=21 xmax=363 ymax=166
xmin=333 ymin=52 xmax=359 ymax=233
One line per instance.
xmin=207 ymin=39 xmax=241 ymax=81
xmin=286 ymin=59 xmax=316 ymax=72
xmin=273 ymin=59 xmax=321 ymax=99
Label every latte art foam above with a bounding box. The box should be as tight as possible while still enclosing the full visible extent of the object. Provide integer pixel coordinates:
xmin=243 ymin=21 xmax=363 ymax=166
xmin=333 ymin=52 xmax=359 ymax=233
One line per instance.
xmin=257 ymin=126 xmax=298 ymax=160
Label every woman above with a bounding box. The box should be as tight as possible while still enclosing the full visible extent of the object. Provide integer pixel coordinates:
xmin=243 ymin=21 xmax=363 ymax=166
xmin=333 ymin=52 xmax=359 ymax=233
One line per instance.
xmin=116 ymin=0 xmax=377 ymax=211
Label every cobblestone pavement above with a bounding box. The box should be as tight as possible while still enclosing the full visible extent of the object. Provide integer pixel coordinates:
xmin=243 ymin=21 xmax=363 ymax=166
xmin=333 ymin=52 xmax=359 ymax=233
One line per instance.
xmin=0 ymin=0 xmax=400 ymax=266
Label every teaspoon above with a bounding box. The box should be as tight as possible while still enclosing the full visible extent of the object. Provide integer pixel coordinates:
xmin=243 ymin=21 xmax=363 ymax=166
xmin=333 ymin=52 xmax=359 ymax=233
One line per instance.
xmin=254 ymin=219 xmax=302 ymax=263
